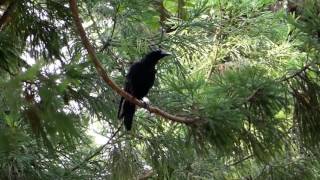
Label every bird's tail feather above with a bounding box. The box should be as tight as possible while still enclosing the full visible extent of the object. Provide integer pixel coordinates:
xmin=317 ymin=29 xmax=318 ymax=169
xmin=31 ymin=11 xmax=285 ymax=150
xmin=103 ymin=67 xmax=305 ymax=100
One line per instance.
xmin=118 ymin=98 xmax=136 ymax=131
xmin=118 ymin=97 xmax=124 ymax=119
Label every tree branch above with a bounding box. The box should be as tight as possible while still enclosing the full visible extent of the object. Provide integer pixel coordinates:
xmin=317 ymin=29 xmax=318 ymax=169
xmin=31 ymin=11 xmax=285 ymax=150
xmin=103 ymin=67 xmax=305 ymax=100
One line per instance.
xmin=226 ymin=155 xmax=254 ymax=167
xmin=69 ymin=0 xmax=199 ymax=124
xmin=100 ymin=4 xmax=120 ymax=53
xmin=280 ymin=62 xmax=316 ymax=82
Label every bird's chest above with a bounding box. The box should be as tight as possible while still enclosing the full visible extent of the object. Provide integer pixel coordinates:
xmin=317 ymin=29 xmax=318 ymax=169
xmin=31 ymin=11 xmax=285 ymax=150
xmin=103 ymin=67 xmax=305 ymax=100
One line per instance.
xmin=133 ymin=69 xmax=155 ymax=87
xmin=131 ymin=69 xmax=156 ymax=98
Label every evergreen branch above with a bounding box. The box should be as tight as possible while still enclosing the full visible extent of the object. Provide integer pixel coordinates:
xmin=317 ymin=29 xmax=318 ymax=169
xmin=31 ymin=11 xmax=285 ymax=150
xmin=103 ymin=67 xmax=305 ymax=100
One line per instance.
xmin=87 ymin=7 xmax=104 ymax=43
xmin=246 ymin=87 xmax=263 ymax=102
xmin=100 ymin=4 xmax=120 ymax=53
xmin=281 ymin=62 xmax=315 ymax=82
xmin=69 ymin=0 xmax=199 ymax=125
xmin=70 ymin=124 xmax=123 ymax=172
xmin=226 ymin=155 xmax=254 ymax=167
xmin=206 ymin=39 xmax=221 ymax=79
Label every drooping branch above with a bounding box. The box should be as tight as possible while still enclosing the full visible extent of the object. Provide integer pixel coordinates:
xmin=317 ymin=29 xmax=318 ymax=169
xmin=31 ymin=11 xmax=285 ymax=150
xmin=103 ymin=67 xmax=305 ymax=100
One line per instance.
xmin=69 ymin=0 xmax=199 ymax=124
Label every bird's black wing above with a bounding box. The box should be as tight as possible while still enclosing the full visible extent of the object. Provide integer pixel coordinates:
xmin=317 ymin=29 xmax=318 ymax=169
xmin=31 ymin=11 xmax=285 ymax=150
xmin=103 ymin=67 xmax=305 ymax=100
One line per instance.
xmin=118 ymin=63 xmax=140 ymax=130
xmin=117 ymin=96 xmax=125 ymax=119
xmin=117 ymin=81 xmax=136 ymax=130
xmin=117 ymin=79 xmax=133 ymax=119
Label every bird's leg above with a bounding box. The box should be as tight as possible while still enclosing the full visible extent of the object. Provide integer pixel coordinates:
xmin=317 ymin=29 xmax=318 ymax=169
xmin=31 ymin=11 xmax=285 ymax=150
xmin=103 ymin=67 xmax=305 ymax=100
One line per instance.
xmin=143 ymin=101 xmax=149 ymax=109
xmin=141 ymin=97 xmax=150 ymax=110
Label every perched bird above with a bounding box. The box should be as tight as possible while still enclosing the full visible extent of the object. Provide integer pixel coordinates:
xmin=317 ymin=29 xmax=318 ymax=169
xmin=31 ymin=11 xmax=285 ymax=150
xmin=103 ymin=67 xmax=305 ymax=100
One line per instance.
xmin=118 ymin=49 xmax=171 ymax=130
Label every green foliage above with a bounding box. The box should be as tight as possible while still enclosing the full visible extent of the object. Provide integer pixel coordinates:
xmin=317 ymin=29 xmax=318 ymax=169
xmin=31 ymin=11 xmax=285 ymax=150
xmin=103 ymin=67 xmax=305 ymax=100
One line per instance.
xmin=197 ymin=67 xmax=286 ymax=160
xmin=1 ymin=0 xmax=320 ymax=179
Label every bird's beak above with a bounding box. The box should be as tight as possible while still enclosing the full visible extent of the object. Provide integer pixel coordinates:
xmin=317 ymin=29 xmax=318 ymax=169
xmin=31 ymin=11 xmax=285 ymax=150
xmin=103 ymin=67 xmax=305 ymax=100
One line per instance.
xmin=161 ymin=50 xmax=171 ymax=56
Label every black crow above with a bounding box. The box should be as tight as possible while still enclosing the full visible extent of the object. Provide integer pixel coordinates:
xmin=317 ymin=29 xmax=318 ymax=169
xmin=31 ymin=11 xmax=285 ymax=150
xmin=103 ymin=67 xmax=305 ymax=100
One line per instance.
xmin=118 ymin=50 xmax=170 ymax=130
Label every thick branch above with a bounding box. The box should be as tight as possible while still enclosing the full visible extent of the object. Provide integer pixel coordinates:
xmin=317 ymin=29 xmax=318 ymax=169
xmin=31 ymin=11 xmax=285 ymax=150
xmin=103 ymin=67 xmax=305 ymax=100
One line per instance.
xmin=69 ymin=0 xmax=198 ymax=124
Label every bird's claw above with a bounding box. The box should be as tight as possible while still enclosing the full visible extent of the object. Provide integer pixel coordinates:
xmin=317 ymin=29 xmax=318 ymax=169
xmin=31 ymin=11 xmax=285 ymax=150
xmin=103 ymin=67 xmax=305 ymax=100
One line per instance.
xmin=142 ymin=101 xmax=150 ymax=110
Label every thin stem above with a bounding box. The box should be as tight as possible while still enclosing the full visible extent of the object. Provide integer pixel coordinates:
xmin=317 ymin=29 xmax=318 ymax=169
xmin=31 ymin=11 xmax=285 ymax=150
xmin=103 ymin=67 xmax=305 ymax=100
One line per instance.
xmin=70 ymin=124 xmax=123 ymax=172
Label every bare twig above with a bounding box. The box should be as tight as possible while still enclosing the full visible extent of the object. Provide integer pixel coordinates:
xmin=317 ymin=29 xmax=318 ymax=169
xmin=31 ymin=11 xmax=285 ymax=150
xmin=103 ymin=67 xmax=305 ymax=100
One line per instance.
xmin=226 ymin=155 xmax=254 ymax=167
xmin=70 ymin=124 xmax=123 ymax=172
xmin=69 ymin=0 xmax=198 ymax=124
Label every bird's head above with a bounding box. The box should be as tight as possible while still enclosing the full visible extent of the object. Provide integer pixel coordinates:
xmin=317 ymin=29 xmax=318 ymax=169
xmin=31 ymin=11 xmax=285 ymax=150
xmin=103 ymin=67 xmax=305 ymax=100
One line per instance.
xmin=155 ymin=49 xmax=171 ymax=58
xmin=143 ymin=49 xmax=171 ymax=66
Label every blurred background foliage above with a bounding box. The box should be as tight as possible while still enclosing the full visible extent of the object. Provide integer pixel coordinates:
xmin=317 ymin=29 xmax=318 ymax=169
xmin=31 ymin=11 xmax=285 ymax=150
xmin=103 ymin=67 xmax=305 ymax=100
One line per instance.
xmin=1 ymin=0 xmax=320 ymax=179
